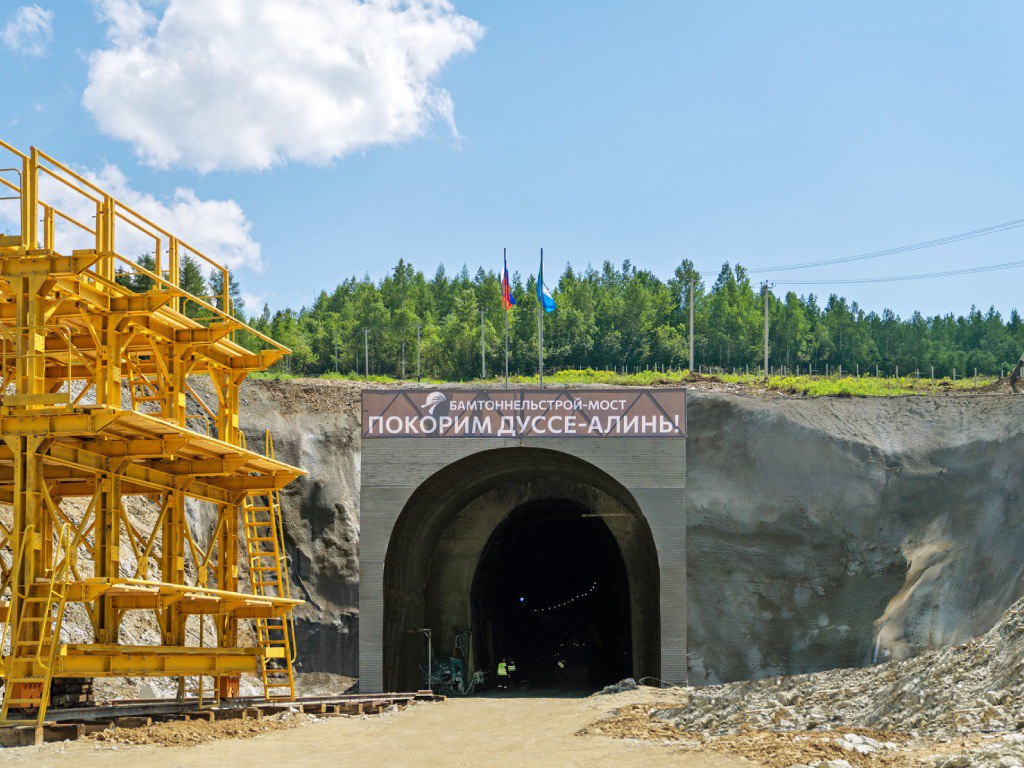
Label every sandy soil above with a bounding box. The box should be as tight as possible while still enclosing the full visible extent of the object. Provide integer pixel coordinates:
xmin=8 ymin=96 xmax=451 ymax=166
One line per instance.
xmin=583 ymin=703 xmax=990 ymax=768
xmin=0 ymin=693 xmax=749 ymax=768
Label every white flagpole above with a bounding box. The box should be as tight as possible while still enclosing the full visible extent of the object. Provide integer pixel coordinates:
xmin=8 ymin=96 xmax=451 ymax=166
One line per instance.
xmin=504 ymin=249 xmax=510 ymax=389
xmin=538 ymin=248 xmax=544 ymax=388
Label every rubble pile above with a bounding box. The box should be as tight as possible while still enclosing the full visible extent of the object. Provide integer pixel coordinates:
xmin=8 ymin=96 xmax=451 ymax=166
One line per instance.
xmin=88 ymin=711 xmax=309 ymax=748
xmin=585 ymin=599 xmax=1024 ymax=767
xmin=651 ymin=598 xmax=1024 ymax=737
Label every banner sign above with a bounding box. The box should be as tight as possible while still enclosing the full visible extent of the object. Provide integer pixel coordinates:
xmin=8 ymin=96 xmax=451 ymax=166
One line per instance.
xmin=362 ymin=389 xmax=686 ymax=439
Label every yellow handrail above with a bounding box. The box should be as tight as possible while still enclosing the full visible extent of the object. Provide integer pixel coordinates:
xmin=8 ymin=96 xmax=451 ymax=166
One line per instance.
xmin=264 ymin=431 xmax=296 ymax=664
xmin=0 ymin=322 xmax=79 ymax=409
xmin=0 ymin=137 xmax=29 ymax=160
xmin=0 ymin=525 xmax=34 ymax=659
xmin=36 ymin=524 xmax=71 ymax=673
xmin=0 ymin=138 xmax=268 ymax=350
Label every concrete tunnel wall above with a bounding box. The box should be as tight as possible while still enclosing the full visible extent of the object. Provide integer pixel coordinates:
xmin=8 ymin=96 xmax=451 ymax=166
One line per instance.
xmin=239 ymin=381 xmax=1024 ymax=686
xmin=359 ymin=439 xmax=686 ymax=693
xmin=426 ymin=477 xmax=659 ymax=689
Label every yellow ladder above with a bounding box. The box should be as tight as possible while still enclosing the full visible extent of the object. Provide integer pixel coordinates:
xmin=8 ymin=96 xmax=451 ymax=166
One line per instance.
xmin=243 ymin=431 xmax=296 ymax=700
xmin=1 ymin=526 xmax=71 ymax=727
xmin=126 ymin=353 xmax=163 ymax=412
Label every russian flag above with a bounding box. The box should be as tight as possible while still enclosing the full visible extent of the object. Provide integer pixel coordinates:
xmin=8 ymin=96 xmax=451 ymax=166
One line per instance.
xmin=502 ymin=250 xmax=516 ymax=311
xmin=537 ymin=248 xmax=556 ymax=313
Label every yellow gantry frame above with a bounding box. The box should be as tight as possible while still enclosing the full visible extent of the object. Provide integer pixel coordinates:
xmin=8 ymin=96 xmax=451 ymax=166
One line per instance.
xmin=0 ymin=139 xmax=305 ymax=718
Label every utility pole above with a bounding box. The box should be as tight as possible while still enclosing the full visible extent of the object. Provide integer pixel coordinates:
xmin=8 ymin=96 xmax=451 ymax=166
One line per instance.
xmin=334 ymin=336 xmax=339 ymax=374
xmin=688 ymin=277 xmax=695 ymax=374
xmin=416 ymin=324 xmax=422 ymax=382
xmin=762 ymin=282 xmax=770 ymax=381
xmin=480 ymin=309 xmax=486 ymax=380
xmin=363 ymin=328 xmax=369 ymax=378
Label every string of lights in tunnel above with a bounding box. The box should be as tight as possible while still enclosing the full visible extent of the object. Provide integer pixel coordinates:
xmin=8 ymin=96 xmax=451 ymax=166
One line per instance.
xmin=525 ymin=581 xmax=599 ymax=614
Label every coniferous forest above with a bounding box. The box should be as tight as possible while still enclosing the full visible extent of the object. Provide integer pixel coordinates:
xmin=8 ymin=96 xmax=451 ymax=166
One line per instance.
xmin=135 ymin=256 xmax=1024 ymax=381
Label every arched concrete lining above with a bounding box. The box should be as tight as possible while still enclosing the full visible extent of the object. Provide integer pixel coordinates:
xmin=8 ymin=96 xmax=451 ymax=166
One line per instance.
xmin=359 ymin=438 xmax=686 ymax=692
xmin=389 ymin=464 xmax=660 ymax=691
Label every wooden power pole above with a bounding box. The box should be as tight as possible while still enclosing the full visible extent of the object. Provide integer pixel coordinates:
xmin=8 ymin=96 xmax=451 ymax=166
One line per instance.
xmin=763 ymin=282 xmax=770 ymax=380
xmin=688 ymin=277 xmax=695 ymax=374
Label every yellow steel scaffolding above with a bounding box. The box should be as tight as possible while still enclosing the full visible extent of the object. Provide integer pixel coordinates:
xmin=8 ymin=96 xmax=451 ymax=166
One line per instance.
xmin=0 ymin=139 xmax=305 ymax=726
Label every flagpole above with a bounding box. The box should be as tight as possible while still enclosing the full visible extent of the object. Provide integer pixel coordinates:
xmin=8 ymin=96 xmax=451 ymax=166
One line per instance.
xmin=538 ymin=304 xmax=544 ymax=388
xmin=538 ymin=247 xmax=544 ymax=388
xmin=504 ymin=248 xmax=509 ymax=390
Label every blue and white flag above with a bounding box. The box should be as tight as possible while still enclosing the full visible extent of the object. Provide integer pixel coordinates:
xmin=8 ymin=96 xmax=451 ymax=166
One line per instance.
xmin=536 ymin=248 xmax=556 ymax=313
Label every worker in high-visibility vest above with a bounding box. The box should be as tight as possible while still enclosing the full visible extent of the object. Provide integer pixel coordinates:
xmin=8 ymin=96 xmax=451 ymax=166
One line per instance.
xmin=497 ymin=658 xmax=509 ymax=689
xmin=507 ymin=658 xmax=517 ymax=688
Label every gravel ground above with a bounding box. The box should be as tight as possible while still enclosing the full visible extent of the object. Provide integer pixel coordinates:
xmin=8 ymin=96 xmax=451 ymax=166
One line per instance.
xmin=8 ymin=695 xmax=749 ymax=768
xmin=86 ymin=711 xmax=311 ymax=747
xmin=588 ymin=597 xmax=1024 ymax=768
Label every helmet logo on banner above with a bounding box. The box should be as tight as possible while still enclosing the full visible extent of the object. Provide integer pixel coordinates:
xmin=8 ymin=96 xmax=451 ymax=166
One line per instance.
xmin=424 ymin=392 xmax=447 ymax=416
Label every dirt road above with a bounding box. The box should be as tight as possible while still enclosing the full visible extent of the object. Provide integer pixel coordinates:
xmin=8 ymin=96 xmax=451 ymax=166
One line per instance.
xmin=0 ymin=693 xmax=748 ymax=768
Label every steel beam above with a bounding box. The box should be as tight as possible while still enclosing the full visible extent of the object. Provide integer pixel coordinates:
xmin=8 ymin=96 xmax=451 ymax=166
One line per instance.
xmin=0 ymin=138 xmax=304 ymax=719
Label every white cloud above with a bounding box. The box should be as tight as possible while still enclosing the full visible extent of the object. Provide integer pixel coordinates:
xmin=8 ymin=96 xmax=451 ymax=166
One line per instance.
xmin=2 ymin=5 xmax=55 ymax=56
xmin=0 ymin=164 xmax=261 ymax=271
xmin=83 ymin=0 xmax=484 ymax=172
xmin=241 ymin=292 xmax=268 ymax=313
xmin=93 ymin=0 xmax=154 ymax=45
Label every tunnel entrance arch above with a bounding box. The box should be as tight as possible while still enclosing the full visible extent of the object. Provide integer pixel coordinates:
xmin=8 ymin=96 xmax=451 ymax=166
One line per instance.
xmin=471 ymin=498 xmax=635 ymax=689
xmin=381 ymin=450 xmax=661 ymax=691
xmin=359 ymin=389 xmax=687 ymax=693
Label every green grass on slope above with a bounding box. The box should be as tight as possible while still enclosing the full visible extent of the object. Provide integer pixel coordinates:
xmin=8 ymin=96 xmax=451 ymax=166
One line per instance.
xmin=251 ymin=367 xmax=1001 ymax=396
xmin=508 ymin=368 xmax=998 ymax=396
xmin=249 ymin=371 xmax=445 ymax=384
xmin=727 ymin=372 xmax=998 ymax=397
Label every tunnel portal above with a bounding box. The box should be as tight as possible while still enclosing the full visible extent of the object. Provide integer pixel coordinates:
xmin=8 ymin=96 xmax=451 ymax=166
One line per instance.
xmin=359 ymin=388 xmax=687 ymax=694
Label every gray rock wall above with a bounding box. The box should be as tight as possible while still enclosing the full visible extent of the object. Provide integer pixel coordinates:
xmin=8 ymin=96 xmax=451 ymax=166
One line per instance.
xmin=237 ymin=380 xmax=362 ymax=675
xmin=235 ymin=380 xmax=1024 ymax=684
xmin=685 ymin=391 xmax=1024 ymax=683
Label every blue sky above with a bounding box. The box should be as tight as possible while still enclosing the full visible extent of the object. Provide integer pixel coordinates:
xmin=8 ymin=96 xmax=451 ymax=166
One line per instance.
xmin=2 ymin=1 xmax=1023 ymax=317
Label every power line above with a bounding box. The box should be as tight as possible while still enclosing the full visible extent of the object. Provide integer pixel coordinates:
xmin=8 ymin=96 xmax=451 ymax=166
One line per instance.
xmin=775 ymin=257 xmax=1024 ymax=286
xmin=749 ymin=217 xmax=1024 ymax=274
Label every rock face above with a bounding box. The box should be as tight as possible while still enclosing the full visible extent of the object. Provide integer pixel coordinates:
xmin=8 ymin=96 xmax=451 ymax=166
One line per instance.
xmin=685 ymin=391 xmax=1024 ymax=684
xmin=649 ymin=596 xmax=1024 ymax=735
xmin=237 ymin=380 xmax=362 ymax=675
xmin=234 ymin=380 xmax=1024 ymax=683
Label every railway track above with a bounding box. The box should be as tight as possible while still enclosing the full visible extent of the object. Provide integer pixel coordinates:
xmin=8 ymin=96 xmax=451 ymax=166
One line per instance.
xmin=0 ymin=691 xmax=444 ymax=747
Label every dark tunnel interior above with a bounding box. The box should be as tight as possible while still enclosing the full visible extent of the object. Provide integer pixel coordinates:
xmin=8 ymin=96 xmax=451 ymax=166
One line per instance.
xmin=471 ymin=499 xmax=633 ymax=690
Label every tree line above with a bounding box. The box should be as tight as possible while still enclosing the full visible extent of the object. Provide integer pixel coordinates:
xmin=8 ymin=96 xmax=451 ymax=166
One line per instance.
xmin=125 ymin=255 xmax=1024 ymax=380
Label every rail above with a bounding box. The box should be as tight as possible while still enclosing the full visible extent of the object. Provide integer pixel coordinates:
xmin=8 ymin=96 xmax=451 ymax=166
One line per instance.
xmin=0 ymin=137 xmax=288 ymax=355
xmin=0 ymin=525 xmax=33 ymax=659
xmin=36 ymin=525 xmax=71 ymax=675
xmin=264 ymin=431 xmax=297 ymax=663
xmin=0 ymin=323 xmax=78 ymax=409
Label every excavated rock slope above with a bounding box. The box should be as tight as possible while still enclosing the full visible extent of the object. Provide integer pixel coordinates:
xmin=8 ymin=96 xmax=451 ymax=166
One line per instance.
xmin=584 ymin=598 xmax=1024 ymax=768
xmin=230 ymin=380 xmax=1024 ymax=684
xmin=650 ymin=595 xmax=1024 ymax=735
